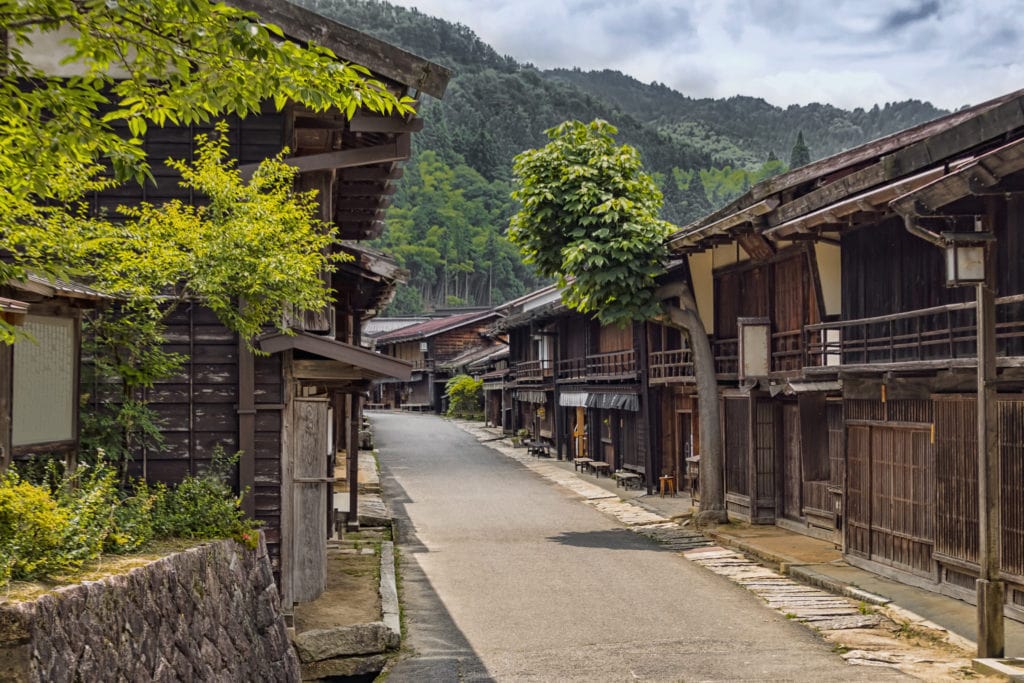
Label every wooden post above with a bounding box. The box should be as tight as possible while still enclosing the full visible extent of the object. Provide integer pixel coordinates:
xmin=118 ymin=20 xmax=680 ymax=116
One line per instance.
xmin=0 ymin=341 xmax=11 ymax=473
xmin=976 ymin=253 xmax=1004 ymax=658
xmin=238 ymin=336 xmax=256 ymax=517
xmin=347 ymin=391 xmax=361 ymax=532
xmin=638 ymin=321 xmax=655 ymax=494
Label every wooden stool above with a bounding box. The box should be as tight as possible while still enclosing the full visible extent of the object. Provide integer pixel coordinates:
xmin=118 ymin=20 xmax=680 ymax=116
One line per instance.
xmin=659 ymin=475 xmax=676 ymax=498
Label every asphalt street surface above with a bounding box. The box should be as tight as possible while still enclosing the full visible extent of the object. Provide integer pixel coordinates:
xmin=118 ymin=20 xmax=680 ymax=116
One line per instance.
xmin=373 ymin=412 xmax=906 ymax=682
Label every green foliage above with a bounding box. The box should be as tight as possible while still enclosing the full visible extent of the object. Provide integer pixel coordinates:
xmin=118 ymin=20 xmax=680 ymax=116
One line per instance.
xmin=510 ymin=120 xmax=674 ymax=326
xmin=0 ymin=449 xmax=259 ymax=585
xmin=150 ymin=447 xmax=260 ymax=549
xmin=444 ymin=374 xmax=483 ymax=418
xmin=790 ymin=130 xmax=811 ymax=169
xmin=0 ymin=475 xmax=73 ymax=583
xmin=697 ymin=159 xmax=788 ymax=207
xmin=374 ymin=151 xmax=546 ymax=312
xmin=0 ymin=0 xmax=413 ymax=344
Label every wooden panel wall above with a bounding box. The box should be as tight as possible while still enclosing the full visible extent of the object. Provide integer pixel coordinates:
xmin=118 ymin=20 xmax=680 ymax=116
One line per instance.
xmin=1000 ymin=399 xmax=1024 ymax=578
xmin=93 ymin=112 xmax=286 ymax=217
xmin=752 ymin=398 xmax=777 ymax=521
xmin=868 ymin=426 xmax=933 ymax=573
xmin=846 ymin=424 xmax=871 ymax=558
xmin=597 ymin=324 xmax=632 ymax=353
xmin=841 ymin=218 xmax=971 ymax=321
xmin=724 ymin=397 xmax=749 ymax=497
xmin=934 ymin=397 xmax=978 ymax=566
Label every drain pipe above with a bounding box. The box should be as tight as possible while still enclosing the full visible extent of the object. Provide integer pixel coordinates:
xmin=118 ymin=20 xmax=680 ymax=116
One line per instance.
xmin=898 ymin=211 xmax=946 ymax=248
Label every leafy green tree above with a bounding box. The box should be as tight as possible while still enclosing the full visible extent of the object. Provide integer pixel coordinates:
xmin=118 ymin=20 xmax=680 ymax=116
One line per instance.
xmin=510 ymin=120 xmax=674 ymax=326
xmin=790 ymin=130 xmax=811 ymax=168
xmin=445 ymin=374 xmax=483 ymax=418
xmin=509 ymin=119 xmax=726 ymax=521
xmin=0 ymin=0 xmax=413 ymax=344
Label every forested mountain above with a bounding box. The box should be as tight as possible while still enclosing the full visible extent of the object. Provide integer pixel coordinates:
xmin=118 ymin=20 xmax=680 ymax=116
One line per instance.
xmin=291 ymin=0 xmax=949 ymax=315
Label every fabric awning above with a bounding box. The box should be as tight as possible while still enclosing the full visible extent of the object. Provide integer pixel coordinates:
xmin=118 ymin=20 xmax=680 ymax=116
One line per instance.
xmin=587 ymin=392 xmax=639 ymax=411
xmin=515 ymin=389 xmax=547 ymax=404
xmin=559 ymin=391 xmax=589 ymax=408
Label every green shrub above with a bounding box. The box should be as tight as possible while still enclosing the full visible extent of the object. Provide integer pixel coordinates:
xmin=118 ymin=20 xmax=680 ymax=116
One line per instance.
xmin=445 ymin=374 xmax=483 ymax=418
xmin=151 ymin=447 xmax=259 ymax=548
xmin=0 ymin=475 xmax=74 ymax=583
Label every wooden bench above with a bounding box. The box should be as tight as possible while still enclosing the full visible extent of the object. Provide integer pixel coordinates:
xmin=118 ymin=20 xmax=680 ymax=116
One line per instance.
xmin=613 ymin=470 xmax=643 ymax=490
xmin=589 ymin=461 xmax=611 ymax=478
xmin=572 ymin=457 xmax=593 ymax=472
xmin=525 ymin=439 xmax=551 ymax=458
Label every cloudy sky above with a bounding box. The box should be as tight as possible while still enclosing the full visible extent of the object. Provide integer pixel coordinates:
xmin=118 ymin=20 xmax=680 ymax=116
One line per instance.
xmin=389 ymin=0 xmax=1024 ymax=111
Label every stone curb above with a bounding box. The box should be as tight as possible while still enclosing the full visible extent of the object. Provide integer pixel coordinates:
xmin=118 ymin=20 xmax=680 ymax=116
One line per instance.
xmin=706 ymin=529 xmax=983 ymax=655
xmin=379 ymin=541 xmax=401 ymax=647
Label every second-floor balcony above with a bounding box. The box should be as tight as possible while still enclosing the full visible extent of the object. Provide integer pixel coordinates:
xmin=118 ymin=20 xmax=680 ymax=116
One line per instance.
xmin=649 ymin=339 xmax=740 ymax=383
xmin=514 ymin=359 xmax=553 ymax=383
xmin=805 ymin=294 xmax=1024 ymax=372
xmin=556 ymin=349 xmax=638 ymax=383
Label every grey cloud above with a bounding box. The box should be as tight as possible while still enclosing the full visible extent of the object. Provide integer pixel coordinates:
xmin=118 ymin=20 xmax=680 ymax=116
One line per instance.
xmin=881 ymin=0 xmax=940 ymax=32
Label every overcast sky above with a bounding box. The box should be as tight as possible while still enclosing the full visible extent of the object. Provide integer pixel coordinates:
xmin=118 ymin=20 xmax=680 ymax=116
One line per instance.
xmin=389 ymin=0 xmax=1024 ymax=111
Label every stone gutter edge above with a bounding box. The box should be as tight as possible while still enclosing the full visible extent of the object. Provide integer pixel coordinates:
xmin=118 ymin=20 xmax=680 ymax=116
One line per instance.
xmin=380 ymin=541 xmax=401 ymax=643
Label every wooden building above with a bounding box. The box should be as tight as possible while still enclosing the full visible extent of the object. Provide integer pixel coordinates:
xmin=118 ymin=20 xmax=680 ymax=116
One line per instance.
xmin=661 ymin=87 xmax=1024 ymax=617
xmin=373 ymin=310 xmax=498 ymax=412
xmin=499 ymin=286 xmax=656 ymax=491
xmin=20 ymin=1 xmax=452 ymax=611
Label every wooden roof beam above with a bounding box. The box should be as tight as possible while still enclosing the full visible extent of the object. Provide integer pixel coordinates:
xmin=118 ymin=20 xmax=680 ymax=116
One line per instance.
xmin=240 ymin=135 xmax=410 ymax=178
xmin=228 ymin=0 xmax=451 ymax=98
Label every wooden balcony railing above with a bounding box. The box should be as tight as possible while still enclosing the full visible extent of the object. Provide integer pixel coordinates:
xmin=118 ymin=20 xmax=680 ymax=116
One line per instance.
xmin=587 ymin=349 xmax=637 ymax=380
xmin=804 ymin=294 xmax=1024 ymax=369
xmin=514 ymin=359 xmax=554 ymax=383
xmin=411 ymin=358 xmax=434 ymax=371
xmin=771 ymin=329 xmax=804 ymax=373
xmin=649 ymin=349 xmax=695 ymax=382
xmin=557 ymin=357 xmax=587 ymax=382
xmin=713 ymin=338 xmax=739 ymax=377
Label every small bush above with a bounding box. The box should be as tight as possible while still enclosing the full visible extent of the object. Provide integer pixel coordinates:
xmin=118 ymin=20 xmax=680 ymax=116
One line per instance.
xmin=0 ymin=475 xmax=74 ymax=583
xmin=151 ymin=447 xmax=259 ymax=548
xmin=445 ymin=374 xmax=483 ymax=418
xmin=0 ymin=446 xmax=260 ymax=586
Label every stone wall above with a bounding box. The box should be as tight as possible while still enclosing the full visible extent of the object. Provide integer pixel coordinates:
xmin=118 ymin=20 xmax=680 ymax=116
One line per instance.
xmin=0 ymin=535 xmax=299 ymax=682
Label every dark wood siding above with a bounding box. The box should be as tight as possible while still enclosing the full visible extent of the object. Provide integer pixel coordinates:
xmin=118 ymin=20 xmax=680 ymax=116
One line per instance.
xmin=724 ymin=397 xmax=749 ymax=497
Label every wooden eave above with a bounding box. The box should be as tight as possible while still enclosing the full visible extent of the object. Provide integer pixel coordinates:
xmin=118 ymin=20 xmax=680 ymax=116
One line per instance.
xmin=763 ymin=165 xmax=951 ymax=239
xmin=228 ymin=0 xmax=451 ymax=99
xmin=0 ymin=296 xmax=30 ymax=326
xmin=668 ymin=88 xmax=1024 ymax=251
xmin=258 ymin=331 xmax=412 ymax=380
xmin=891 ymin=137 xmax=1024 ymax=217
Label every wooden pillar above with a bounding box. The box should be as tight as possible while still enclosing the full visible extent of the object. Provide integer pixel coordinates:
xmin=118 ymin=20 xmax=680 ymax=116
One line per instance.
xmin=237 ymin=336 xmax=256 ymax=517
xmin=0 ymin=341 xmax=11 ymax=473
xmin=553 ymin=328 xmax=563 ymax=459
xmin=976 ymin=248 xmax=1004 ymax=658
xmin=347 ymin=391 xmax=361 ymax=532
xmin=638 ymin=321 xmax=654 ymax=494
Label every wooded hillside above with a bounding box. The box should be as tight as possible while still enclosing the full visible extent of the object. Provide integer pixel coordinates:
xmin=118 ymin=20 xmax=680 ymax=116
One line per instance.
xmin=292 ymin=0 xmax=949 ymax=315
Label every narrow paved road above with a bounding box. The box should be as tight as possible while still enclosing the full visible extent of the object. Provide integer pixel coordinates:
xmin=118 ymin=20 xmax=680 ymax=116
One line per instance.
xmin=374 ymin=412 xmax=905 ymax=682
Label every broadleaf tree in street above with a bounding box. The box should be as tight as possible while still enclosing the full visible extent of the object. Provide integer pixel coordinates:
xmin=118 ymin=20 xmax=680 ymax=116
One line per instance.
xmin=509 ymin=119 xmax=726 ymax=522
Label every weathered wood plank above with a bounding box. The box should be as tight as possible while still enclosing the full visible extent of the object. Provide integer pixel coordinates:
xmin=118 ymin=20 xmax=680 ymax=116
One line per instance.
xmin=227 ymin=0 xmax=451 ymax=98
xmin=291 ymin=396 xmax=329 ymax=603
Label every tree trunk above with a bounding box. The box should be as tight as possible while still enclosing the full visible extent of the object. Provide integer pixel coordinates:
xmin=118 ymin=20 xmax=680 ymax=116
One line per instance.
xmin=656 ymin=283 xmax=726 ymax=523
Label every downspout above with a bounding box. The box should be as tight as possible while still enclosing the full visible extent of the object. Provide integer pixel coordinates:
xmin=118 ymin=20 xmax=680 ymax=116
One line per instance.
xmin=899 ymin=211 xmax=946 ymax=248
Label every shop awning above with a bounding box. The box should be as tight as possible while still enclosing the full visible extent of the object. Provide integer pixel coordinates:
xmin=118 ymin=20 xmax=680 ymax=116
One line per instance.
xmin=587 ymin=392 xmax=639 ymax=411
xmin=559 ymin=391 xmax=589 ymax=408
xmin=515 ymin=389 xmax=547 ymax=404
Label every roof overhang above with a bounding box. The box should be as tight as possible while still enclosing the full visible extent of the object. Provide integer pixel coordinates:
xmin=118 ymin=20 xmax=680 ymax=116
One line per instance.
xmin=258 ymin=331 xmax=412 ymax=381
xmin=0 ymin=296 xmax=30 ymax=326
